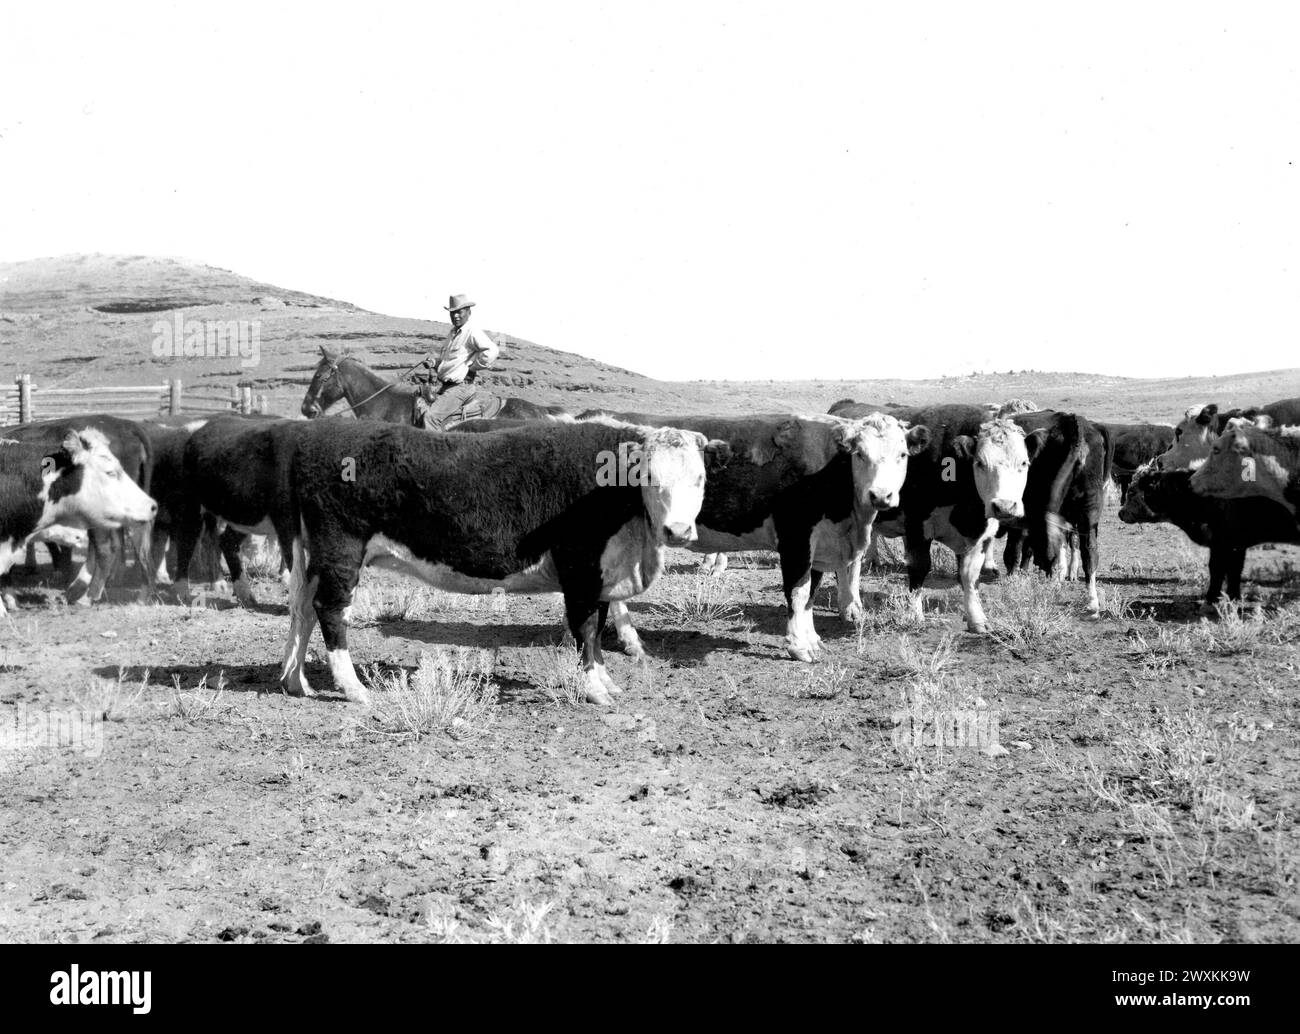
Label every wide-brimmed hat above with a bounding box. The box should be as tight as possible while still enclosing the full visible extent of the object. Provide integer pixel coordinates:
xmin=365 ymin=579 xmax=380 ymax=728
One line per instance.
xmin=445 ymin=294 xmax=476 ymax=313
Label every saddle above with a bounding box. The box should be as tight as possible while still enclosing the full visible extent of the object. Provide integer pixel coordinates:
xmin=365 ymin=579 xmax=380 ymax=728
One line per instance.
xmin=411 ymin=386 xmax=504 ymax=430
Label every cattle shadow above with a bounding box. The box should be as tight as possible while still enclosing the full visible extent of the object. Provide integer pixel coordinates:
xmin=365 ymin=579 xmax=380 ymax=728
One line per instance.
xmin=376 ymin=619 xmax=568 ymax=650
xmin=95 ymin=662 xmax=301 ymax=698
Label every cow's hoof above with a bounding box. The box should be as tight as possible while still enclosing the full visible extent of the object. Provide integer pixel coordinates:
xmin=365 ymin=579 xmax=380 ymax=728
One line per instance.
xmin=584 ymin=682 xmax=613 ymax=706
xmin=344 ymin=689 xmax=372 ymax=706
xmin=282 ymin=678 xmax=317 ymax=699
xmin=785 ymin=640 xmax=820 ymax=663
xmin=1198 ymin=601 xmax=1218 ymax=617
xmin=841 ymin=601 xmax=865 ymax=626
xmin=233 ymin=582 xmax=256 ymax=607
xmin=71 ymin=594 xmax=93 ymax=608
xmin=1 ymin=593 xmax=15 ymax=613
xmin=966 ymin=621 xmax=988 ymax=635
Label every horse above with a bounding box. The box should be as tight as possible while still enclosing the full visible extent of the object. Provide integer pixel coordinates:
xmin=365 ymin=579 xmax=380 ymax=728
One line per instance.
xmin=300 ymin=346 xmax=568 ymax=425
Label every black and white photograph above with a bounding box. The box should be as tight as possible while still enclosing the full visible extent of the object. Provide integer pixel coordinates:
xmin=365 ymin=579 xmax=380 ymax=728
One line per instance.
xmin=1 ymin=0 xmax=1298 ymax=984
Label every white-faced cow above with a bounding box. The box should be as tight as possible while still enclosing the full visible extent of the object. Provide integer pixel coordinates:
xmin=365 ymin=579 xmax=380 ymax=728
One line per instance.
xmin=1155 ymin=397 xmax=1300 ymax=470
xmin=280 ymin=418 xmax=728 ymax=706
xmin=1120 ymin=463 xmax=1300 ymax=613
xmin=852 ymin=406 xmax=1033 ymax=633
xmin=2 ymin=415 xmax=155 ymax=606
xmin=1189 ymin=424 xmax=1300 ymax=519
xmin=1 ymin=430 xmax=157 ymax=615
xmin=575 ymin=409 xmax=929 ymax=662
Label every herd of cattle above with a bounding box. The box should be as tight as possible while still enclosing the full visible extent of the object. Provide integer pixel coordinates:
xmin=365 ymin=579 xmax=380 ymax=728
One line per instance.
xmin=2 ymin=378 xmax=1299 ymax=705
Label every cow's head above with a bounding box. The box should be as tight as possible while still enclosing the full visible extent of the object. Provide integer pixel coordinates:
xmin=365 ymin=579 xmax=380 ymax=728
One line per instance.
xmin=833 ymin=413 xmax=930 ymax=513
xmin=1117 ymin=463 xmax=1163 ymax=524
xmin=953 ymin=418 xmax=1032 ymax=521
xmin=1189 ymin=425 xmax=1299 ymax=514
xmin=1154 ymin=404 xmax=1223 ymax=469
xmin=44 ymin=429 xmax=158 ymax=528
xmin=633 ymin=426 xmax=730 ymax=546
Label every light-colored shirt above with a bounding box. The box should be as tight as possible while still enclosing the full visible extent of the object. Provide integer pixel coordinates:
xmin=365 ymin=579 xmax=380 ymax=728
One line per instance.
xmin=433 ymin=318 xmax=499 ymax=383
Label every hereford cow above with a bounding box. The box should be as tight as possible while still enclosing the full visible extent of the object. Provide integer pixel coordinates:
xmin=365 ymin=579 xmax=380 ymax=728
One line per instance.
xmin=1189 ymin=423 xmax=1300 ymax=518
xmin=1 ymin=430 xmax=157 ymax=615
xmin=856 ymin=406 xmax=1033 ymax=632
xmin=280 ymin=419 xmax=728 ymax=705
xmin=1119 ymin=464 xmax=1300 ymax=612
xmin=575 ymin=410 xmax=928 ymax=661
xmin=1004 ymin=411 xmax=1112 ymax=616
xmin=3 ymin=415 xmax=154 ymax=605
xmin=1155 ymin=397 xmax=1300 ymax=470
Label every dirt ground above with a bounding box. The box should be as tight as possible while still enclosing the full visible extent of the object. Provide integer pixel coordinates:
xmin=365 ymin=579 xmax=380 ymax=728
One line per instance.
xmin=2 ymin=500 xmax=1298 ymax=944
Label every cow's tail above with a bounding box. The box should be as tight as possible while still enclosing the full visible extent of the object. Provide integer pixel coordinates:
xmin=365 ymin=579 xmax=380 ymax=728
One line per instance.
xmin=1094 ymin=419 xmax=1116 ymax=504
xmin=1044 ymin=413 xmax=1087 ymax=517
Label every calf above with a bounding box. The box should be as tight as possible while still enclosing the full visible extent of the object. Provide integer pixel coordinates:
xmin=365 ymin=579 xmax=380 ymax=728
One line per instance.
xmin=577 ymin=410 xmax=929 ymax=661
xmin=281 ymin=419 xmax=726 ymax=705
xmin=1189 ymin=423 xmax=1300 ymax=518
xmin=1004 ymin=411 xmax=1111 ymax=616
xmin=1119 ymin=464 xmax=1300 ymax=612
xmin=1 ymin=431 xmax=157 ymax=615
xmin=1101 ymin=422 xmax=1175 ymax=503
xmin=859 ymin=406 xmax=1033 ymax=632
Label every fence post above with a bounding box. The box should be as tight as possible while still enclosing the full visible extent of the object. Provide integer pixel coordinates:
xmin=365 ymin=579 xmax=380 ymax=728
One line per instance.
xmin=229 ymin=385 xmax=240 ymax=413
xmin=169 ymin=379 xmax=182 ymax=415
xmin=238 ymin=383 xmax=253 ymax=415
xmin=256 ymin=392 xmax=268 ymax=414
xmin=17 ymin=374 xmax=33 ymax=423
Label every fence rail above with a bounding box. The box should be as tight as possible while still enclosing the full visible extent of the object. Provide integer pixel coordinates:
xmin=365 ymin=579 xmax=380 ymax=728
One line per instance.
xmin=1 ymin=375 xmax=268 ymax=425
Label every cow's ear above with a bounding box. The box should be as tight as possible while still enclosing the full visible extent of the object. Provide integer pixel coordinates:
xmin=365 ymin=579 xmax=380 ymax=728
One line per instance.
xmin=59 ymin=431 xmax=90 ymax=465
xmin=952 ymin=435 xmax=975 ymax=460
xmin=831 ymin=422 xmax=858 ymax=454
xmin=319 ymin=344 xmax=340 ymax=361
xmin=703 ymin=438 xmax=731 ymax=472
xmin=906 ymin=424 xmax=931 ymax=455
xmin=1025 ymin=428 xmax=1048 ymax=460
xmin=1196 ymin=404 xmax=1218 ymax=426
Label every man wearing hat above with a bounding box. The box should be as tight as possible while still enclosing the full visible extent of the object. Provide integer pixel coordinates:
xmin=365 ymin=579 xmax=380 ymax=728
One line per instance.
xmin=413 ymin=293 xmax=500 ymax=429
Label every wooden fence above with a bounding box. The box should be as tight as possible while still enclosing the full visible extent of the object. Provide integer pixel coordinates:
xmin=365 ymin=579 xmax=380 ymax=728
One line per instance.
xmin=0 ymin=375 xmax=269 ymax=425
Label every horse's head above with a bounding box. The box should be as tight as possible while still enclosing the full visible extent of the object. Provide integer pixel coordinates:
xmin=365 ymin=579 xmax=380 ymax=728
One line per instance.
xmin=302 ymin=346 xmax=345 ymax=418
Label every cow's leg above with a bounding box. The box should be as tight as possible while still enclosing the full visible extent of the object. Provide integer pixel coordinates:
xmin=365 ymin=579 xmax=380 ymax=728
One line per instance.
xmin=278 ymin=535 xmax=319 ymax=698
xmin=1202 ymin=545 xmax=1227 ymax=615
xmin=127 ymin=521 xmax=157 ymax=602
xmin=150 ymin=521 xmax=173 ymax=586
xmin=311 ymin=537 xmax=369 ymax=704
xmin=701 ymin=552 xmax=727 ymax=576
xmin=1225 ymin=547 xmax=1246 ymax=606
xmin=836 ymin=555 xmax=864 ymax=625
xmin=1066 ymin=530 xmax=1082 ymax=581
xmin=779 ymin=530 xmax=821 ymax=662
xmin=904 ymin=519 xmax=931 ymax=621
xmin=609 ymin=599 xmax=647 ymax=662
xmin=68 ymin=531 xmax=115 ymax=606
xmin=948 ymin=520 xmax=997 ymax=634
xmin=220 ymin=527 xmax=256 ymax=605
xmin=565 ymin=593 xmax=617 ymax=704
xmin=981 ymin=535 xmax=1001 ymax=578
xmin=1077 ymin=514 xmax=1101 ymax=617
xmin=171 ymin=498 xmax=206 ymax=603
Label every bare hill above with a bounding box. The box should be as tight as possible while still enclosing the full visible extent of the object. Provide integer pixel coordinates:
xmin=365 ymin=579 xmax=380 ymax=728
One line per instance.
xmin=3 ymin=254 xmax=1298 ymax=423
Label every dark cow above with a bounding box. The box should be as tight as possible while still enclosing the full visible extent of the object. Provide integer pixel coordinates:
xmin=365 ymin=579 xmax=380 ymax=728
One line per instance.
xmin=1004 ymin=410 xmax=1112 ymax=616
xmin=826 ymin=399 xmax=912 ymax=420
xmin=1119 ymin=464 xmax=1300 ymax=612
xmin=279 ymin=418 xmax=727 ymax=705
xmin=1156 ymin=397 xmax=1300 ymax=470
xmin=575 ymin=409 xmax=929 ymax=660
xmin=172 ymin=415 xmax=311 ymax=603
xmin=1 ymin=431 xmax=157 ymax=615
xmin=1100 ymin=422 xmax=1175 ymax=503
xmin=860 ymin=404 xmax=1033 ymax=632
xmin=3 ymin=414 xmax=154 ymax=605
xmin=1190 ymin=424 xmax=1300 ymax=518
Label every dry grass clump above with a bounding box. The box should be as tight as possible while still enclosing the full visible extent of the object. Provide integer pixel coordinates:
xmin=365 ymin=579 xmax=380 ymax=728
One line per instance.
xmin=649 ymin=574 xmax=743 ymax=625
xmin=982 ymin=577 xmax=1078 ymax=650
xmin=366 ymin=648 xmax=498 ymax=740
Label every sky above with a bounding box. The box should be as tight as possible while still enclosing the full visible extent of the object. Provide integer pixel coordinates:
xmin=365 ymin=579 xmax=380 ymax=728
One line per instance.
xmin=1 ymin=1 xmax=1297 ymax=381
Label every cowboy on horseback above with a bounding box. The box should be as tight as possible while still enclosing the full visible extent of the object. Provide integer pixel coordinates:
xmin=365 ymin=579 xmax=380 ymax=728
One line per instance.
xmin=413 ymin=293 xmax=500 ymax=430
